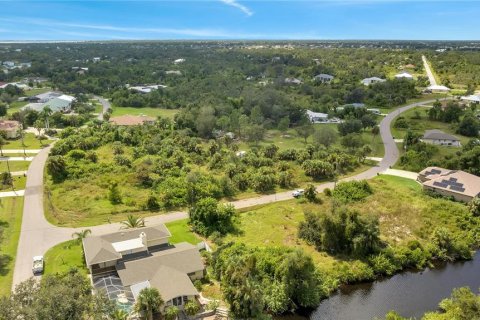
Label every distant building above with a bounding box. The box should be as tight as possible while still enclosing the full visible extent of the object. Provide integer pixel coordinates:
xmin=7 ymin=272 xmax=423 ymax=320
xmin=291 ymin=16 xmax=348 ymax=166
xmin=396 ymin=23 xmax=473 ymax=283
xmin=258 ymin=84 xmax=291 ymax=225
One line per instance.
xmin=460 ymin=95 xmax=480 ymax=105
xmin=0 ymin=120 xmax=21 ymax=139
xmin=418 ymin=167 xmax=480 ymax=202
xmin=306 ymin=110 xmax=329 ymax=123
xmin=128 ymin=84 xmax=167 ymax=94
xmin=427 ymin=85 xmax=450 ymax=92
xmin=165 ymin=70 xmax=182 ymax=75
xmin=367 ymin=108 xmax=381 ymax=115
xmin=109 ymin=115 xmax=156 ymax=126
xmin=314 ymin=74 xmax=334 ymax=83
xmin=284 ymin=77 xmax=303 ymax=85
xmin=174 ymin=58 xmax=185 ymax=64
xmin=23 ymin=93 xmax=75 ymax=113
xmin=422 ymin=129 xmax=460 ymax=147
xmin=92 ymin=57 xmax=101 ymax=62
xmin=395 ymin=72 xmax=414 ymax=80
xmin=2 ymin=61 xmax=15 ymax=68
xmin=361 ymin=77 xmax=386 ymax=86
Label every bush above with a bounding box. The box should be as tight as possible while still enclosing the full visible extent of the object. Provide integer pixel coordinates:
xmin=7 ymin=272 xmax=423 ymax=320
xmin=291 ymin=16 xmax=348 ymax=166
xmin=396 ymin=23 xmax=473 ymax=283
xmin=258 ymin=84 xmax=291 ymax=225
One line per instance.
xmin=323 ymin=188 xmax=332 ymax=196
xmin=108 ymin=183 xmax=122 ymax=204
xmin=332 ymin=180 xmax=373 ymax=203
xmin=145 ymin=194 xmax=160 ymax=211
xmin=393 ymin=116 xmax=409 ymax=129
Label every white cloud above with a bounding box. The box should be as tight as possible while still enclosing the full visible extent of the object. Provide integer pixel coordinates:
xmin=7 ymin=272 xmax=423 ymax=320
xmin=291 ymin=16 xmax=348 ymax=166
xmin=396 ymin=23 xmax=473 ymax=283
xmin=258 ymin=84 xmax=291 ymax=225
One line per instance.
xmin=219 ymin=0 xmax=253 ymax=16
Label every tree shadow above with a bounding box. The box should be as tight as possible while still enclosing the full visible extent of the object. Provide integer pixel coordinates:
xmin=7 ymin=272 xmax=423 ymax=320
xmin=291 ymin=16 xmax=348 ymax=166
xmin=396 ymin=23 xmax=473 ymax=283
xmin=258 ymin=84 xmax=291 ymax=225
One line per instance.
xmin=0 ymin=254 xmax=12 ymax=276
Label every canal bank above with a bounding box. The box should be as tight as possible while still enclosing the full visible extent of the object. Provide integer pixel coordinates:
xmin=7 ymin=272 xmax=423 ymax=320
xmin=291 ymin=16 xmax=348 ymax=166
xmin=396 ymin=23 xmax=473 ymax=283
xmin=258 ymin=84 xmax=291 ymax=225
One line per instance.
xmin=310 ymin=252 xmax=480 ymax=320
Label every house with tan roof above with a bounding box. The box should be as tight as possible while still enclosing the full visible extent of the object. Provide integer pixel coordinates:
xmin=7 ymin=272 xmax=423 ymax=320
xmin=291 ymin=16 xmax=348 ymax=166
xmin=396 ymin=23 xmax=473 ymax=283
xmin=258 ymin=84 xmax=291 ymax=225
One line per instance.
xmin=0 ymin=120 xmax=21 ymax=138
xmin=83 ymin=224 xmax=204 ymax=312
xmin=418 ymin=167 xmax=480 ymax=202
xmin=109 ymin=115 xmax=156 ymax=126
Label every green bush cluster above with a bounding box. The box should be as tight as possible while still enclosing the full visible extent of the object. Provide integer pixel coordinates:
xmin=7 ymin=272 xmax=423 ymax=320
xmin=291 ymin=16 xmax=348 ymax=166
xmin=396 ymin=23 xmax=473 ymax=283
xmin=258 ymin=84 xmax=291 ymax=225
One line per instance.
xmin=332 ymin=180 xmax=373 ymax=203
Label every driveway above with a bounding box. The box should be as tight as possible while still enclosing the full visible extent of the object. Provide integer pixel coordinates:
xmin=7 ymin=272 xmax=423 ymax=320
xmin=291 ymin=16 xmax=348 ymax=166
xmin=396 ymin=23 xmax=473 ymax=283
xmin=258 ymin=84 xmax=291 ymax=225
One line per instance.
xmin=422 ymin=55 xmax=437 ymax=86
xmin=10 ymin=98 xmax=445 ymax=290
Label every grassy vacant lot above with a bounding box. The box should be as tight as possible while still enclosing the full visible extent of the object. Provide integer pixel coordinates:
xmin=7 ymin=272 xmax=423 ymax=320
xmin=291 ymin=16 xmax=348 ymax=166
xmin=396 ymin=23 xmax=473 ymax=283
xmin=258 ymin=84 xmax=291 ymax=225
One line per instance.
xmin=24 ymin=88 xmax=51 ymax=97
xmin=2 ymin=133 xmax=52 ymax=150
xmin=0 ymin=197 xmax=24 ymax=296
xmin=0 ymin=175 xmax=26 ymax=191
xmin=0 ymin=161 xmax=31 ymax=172
xmin=111 ymin=106 xmax=179 ymax=119
xmin=7 ymin=101 xmax=27 ymax=114
xmin=225 ymin=175 xmax=470 ymax=279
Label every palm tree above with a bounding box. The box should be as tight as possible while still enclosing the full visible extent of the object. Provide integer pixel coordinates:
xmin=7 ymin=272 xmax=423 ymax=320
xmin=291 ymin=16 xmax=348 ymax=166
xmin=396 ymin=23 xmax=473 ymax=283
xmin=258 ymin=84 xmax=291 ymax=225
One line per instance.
xmin=40 ymin=106 xmax=53 ymax=129
xmin=134 ymin=287 xmax=164 ymax=320
xmin=121 ymin=214 xmax=145 ymax=229
xmin=0 ymin=136 xmax=5 ymax=157
xmin=34 ymin=119 xmax=44 ymax=146
xmin=71 ymin=229 xmax=91 ymax=243
xmin=110 ymin=309 xmax=129 ymax=320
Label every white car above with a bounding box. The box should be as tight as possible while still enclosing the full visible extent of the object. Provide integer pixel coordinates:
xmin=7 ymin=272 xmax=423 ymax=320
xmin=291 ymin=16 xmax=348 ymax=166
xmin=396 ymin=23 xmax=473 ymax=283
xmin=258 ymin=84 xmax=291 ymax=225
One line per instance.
xmin=32 ymin=256 xmax=44 ymax=274
xmin=292 ymin=189 xmax=305 ymax=198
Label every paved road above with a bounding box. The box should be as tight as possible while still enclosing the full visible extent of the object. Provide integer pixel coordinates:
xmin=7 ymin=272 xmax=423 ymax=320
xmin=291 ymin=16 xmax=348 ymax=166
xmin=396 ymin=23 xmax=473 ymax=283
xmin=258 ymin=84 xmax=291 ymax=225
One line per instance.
xmin=422 ymin=55 xmax=437 ymax=86
xmin=10 ymin=98 xmax=445 ymax=290
xmin=95 ymin=96 xmax=111 ymax=120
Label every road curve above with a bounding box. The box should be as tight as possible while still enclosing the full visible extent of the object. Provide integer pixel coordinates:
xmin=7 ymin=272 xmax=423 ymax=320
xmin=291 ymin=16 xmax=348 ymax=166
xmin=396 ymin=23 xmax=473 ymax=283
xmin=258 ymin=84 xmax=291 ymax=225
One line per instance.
xmin=10 ymin=98 xmax=445 ymax=290
xmin=94 ymin=96 xmax=111 ymax=121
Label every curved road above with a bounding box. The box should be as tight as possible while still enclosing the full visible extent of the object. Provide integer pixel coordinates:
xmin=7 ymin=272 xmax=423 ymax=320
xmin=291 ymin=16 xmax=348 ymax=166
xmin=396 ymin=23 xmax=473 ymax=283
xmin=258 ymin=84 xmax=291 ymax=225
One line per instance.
xmin=11 ymin=98 xmax=444 ymax=290
xmin=94 ymin=95 xmax=111 ymax=121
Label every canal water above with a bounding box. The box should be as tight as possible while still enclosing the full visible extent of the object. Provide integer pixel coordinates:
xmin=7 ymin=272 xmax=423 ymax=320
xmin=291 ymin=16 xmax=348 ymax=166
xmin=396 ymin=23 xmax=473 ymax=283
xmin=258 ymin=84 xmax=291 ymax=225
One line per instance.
xmin=310 ymin=252 xmax=480 ymax=320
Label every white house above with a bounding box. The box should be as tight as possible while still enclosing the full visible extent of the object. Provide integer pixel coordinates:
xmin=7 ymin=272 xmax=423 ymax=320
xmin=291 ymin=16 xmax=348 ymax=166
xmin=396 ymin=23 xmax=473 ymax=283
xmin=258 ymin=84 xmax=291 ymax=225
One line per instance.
xmin=93 ymin=57 xmax=101 ymax=62
xmin=422 ymin=130 xmax=461 ymax=147
xmin=128 ymin=84 xmax=167 ymax=94
xmin=361 ymin=77 xmax=386 ymax=86
xmin=2 ymin=61 xmax=15 ymax=68
xmin=174 ymin=58 xmax=185 ymax=64
xmin=461 ymin=95 xmax=480 ymax=104
xmin=285 ymin=77 xmax=303 ymax=85
xmin=395 ymin=72 xmax=414 ymax=80
xmin=314 ymin=74 xmax=334 ymax=83
xmin=306 ymin=110 xmax=329 ymax=123
xmin=427 ymin=85 xmax=450 ymax=92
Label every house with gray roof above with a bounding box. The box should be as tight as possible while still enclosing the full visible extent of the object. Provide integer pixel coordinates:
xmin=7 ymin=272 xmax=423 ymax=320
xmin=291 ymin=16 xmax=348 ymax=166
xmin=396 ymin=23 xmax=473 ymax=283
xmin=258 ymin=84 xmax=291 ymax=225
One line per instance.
xmin=314 ymin=74 xmax=334 ymax=83
xmin=83 ymin=224 xmax=204 ymax=312
xmin=22 ymin=92 xmax=75 ymax=113
xmin=422 ymin=129 xmax=460 ymax=147
xmin=361 ymin=77 xmax=386 ymax=86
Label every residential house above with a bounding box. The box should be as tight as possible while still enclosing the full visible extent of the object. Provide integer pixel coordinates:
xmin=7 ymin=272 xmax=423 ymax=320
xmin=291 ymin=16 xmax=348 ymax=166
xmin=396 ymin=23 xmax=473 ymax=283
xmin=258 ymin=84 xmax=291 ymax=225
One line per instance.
xmin=418 ymin=167 xmax=480 ymax=202
xmin=427 ymin=85 xmax=450 ymax=92
xmin=422 ymin=130 xmax=461 ymax=147
xmin=22 ymin=93 xmax=75 ymax=113
xmin=174 ymin=58 xmax=185 ymax=64
xmin=0 ymin=120 xmax=21 ymax=138
xmin=83 ymin=224 xmax=204 ymax=311
xmin=93 ymin=57 xmax=101 ymax=63
xmin=128 ymin=84 xmax=167 ymax=94
xmin=395 ymin=72 xmax=414 ymax=80
xmin=361 ymin=77 xmax=386 ymax=86
xmin=2 ymin=61 xmax=15 ymax=68
xmin=314 ymin=74 xmax=334 ymax=83
xmin=461 ymin=95 xmax=480 ymax=105
xmin=306 ymin=110 xmax=329 ymax=123
xmin=284 ymin=77 xmax=303 ymax=85
xmin=109 ymin=115 xmax=156 ymax=126
xmin=165 ymin=70 xmax=182 ymax=75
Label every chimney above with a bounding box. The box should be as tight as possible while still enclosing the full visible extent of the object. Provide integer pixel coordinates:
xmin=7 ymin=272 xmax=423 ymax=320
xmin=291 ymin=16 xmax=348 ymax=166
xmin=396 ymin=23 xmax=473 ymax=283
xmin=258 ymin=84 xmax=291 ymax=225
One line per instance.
xmin=139 ymin=232 xmax=148 ymax=249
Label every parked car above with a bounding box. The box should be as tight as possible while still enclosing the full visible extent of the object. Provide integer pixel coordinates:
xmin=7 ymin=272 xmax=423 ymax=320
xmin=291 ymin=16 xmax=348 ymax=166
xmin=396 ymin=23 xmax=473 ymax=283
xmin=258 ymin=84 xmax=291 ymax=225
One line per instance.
xmin=32 ymin=256 xmax=44 ymax=274
xmin=292 ymin=189 xmax=305 ymax=198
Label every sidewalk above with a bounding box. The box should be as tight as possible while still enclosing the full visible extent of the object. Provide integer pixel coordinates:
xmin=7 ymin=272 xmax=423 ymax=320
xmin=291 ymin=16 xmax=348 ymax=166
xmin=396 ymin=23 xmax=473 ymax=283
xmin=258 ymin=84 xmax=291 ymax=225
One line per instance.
xmin=0 ymin=149 xmax=41 ymax=154
xmin=0 ymin=157 xmax=34 ymax=161
xmin=0 ymin=190 xmax=25 ymax=198
xmin=382 ymin=168 xmax=419 ymax=180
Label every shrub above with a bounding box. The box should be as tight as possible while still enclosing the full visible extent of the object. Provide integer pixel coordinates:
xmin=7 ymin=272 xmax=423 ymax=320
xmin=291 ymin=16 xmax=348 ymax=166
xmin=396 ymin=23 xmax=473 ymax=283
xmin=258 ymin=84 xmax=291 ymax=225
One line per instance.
xmin=108 ymin=183 xmax=122 ymax=204
xmin=323 ymin=188 xmax=332 ymax=196
xmin=332 ymin=180 xmax=373 ymax=203
xmin=145 ymin=194 xmax=160 ymax=211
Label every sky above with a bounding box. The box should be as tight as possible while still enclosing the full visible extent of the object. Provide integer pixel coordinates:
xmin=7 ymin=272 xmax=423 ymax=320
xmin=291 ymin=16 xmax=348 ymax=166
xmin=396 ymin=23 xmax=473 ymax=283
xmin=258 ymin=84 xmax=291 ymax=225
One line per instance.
xmin=0 ymin=0 xmax=479 ymax=41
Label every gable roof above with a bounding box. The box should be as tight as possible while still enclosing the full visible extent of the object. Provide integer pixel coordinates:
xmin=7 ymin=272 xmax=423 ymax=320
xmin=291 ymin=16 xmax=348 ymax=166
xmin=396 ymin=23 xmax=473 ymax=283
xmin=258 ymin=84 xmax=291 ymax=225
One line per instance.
xmin=423 ymin=129 xmax=459 ymax=141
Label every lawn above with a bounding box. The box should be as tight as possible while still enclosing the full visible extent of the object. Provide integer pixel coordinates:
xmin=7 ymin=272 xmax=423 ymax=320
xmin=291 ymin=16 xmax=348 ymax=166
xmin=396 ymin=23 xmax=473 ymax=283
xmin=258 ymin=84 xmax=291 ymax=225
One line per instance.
xmin=0 ymin=175 xmax=26 ymax=191
xmin=166 ymin=219 xmax=202 ymax=245
xmin=24 ymin=88 xmax=51 ymax=97
xmin=0 ymin=161 xmax=31 ymax=172
xmin=7 ymin=101 xmax=27 ymax=114
xmin=2 ymin=133 xmax=53 ymax=150
xmin=225 ymin=175 xmax=470 ymax=278
xmin=0 ymin=197 xmax=24 ymax=296
xmin=111 ymin=106 xmax=179 ymax=119
xmin=43 ymin=240 xmax=88 ymax=276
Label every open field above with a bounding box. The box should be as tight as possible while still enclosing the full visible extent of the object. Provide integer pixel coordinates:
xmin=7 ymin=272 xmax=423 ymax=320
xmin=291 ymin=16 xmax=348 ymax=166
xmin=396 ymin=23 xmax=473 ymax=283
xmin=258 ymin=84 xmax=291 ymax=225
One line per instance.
xmin=111 ymin=106 xmax=179 ymax=119
xmin=0 ymin=197 xmax=24 ymax=295
xmin=225 ymin=175 xmax=471 ymax=279
xmin=2 ymin=133 xmax=52 ymax=150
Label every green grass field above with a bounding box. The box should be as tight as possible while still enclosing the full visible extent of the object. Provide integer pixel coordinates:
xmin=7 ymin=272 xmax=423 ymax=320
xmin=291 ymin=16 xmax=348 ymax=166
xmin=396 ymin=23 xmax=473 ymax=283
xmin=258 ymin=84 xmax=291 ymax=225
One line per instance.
xmin=0 ymin=197 xmax=24 ymax=296
xmin=7 ymin=101 xmax=27 ymax=114
xmin=24 ymin=88 xmax=51 ymax=97
xmin=2 ymin=133 xmax=52 ymax=150
xmin=0 ymin=161 xmax=31 ymax=172
xmin=43 ymin=240 xmax=88 ymax=276
xmin=111 ymin=106 xmax=179 ymax=119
